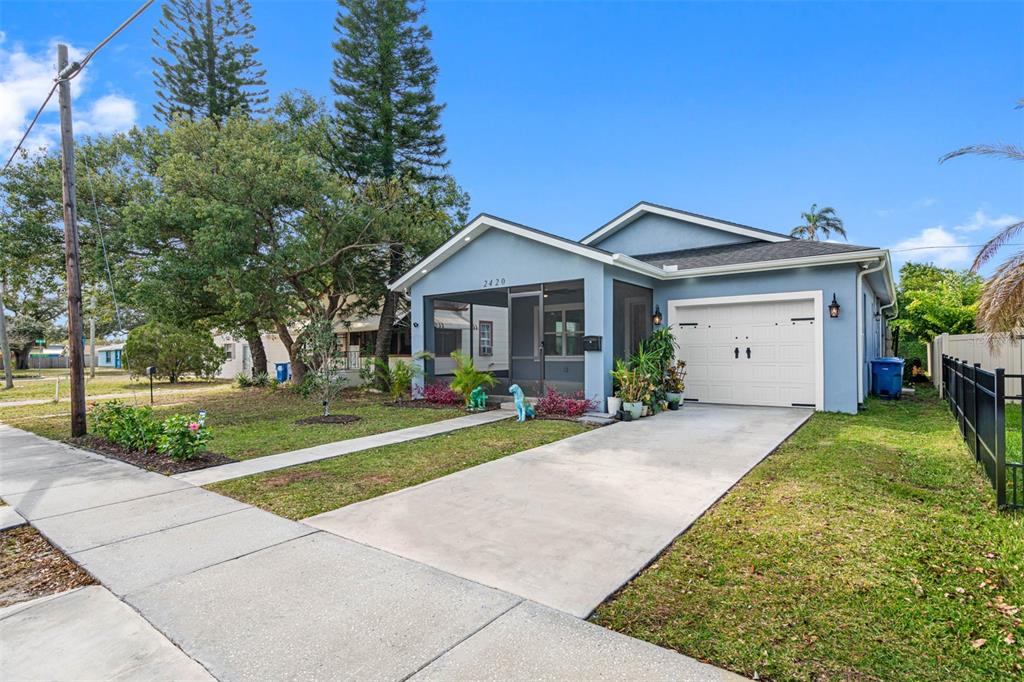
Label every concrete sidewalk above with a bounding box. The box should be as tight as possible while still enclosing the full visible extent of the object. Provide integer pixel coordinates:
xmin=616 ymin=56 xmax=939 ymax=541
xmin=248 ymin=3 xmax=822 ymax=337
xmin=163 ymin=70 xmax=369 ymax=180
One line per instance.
xmin=174 ymin=408 xmax=511 ymax=486
xmin=0 ymin=586 xmax=213 ymax=681
xmin=0 ymin=425 xmax=741 ymax=681
xmin=306 ymin=403 xmax=812 ymax=617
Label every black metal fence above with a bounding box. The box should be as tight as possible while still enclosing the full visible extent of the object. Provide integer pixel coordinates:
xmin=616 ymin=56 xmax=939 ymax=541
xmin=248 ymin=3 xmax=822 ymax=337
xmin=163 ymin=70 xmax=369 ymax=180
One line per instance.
xmin=942 ymin=355 xmax=1022 ymax=509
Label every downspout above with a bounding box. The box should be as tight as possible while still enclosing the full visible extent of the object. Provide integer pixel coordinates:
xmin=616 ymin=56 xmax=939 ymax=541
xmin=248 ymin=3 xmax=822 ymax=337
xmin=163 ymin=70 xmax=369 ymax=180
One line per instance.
xmin=857 ymin=257 xmax=889 ymax=404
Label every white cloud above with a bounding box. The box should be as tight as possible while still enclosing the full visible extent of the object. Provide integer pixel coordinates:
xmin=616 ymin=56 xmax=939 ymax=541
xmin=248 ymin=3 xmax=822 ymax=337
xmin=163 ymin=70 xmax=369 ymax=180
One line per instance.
xmin=78 ymin=95 xmax=137 ymax=135
xmin=889 ymin=208 xmax=1024 ymax=271
xmin=0 ymin=34 xmax=136 ymax=160
xmin=891 ymin=225 xmax=973 ymax=268
xmin=953 ymin=209 xmax=1020 ymax=233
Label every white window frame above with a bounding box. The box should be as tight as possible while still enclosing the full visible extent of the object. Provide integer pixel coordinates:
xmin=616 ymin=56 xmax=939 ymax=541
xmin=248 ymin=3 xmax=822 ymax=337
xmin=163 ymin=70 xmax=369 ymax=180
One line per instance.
xmin=478 ymin=320 xmax=493 ymax=357
xmin=543 ymin=303 xmax=585 ymax=359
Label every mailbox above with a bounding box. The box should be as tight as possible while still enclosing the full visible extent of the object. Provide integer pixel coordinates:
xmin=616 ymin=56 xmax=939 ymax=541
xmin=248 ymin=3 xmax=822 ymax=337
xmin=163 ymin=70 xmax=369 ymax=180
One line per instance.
xmin=582 ymin=335 xmax=602 ymax=352
xmin=145 ymin=366 xmax=157 ymax=377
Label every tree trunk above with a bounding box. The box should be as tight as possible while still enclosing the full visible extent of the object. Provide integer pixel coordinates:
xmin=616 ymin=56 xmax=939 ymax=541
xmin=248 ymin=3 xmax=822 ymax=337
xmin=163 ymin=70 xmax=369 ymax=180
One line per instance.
xmin=275 ymin=321 xmax=307 ymax=384
xmin=0 ymin=274 xmax=13 ymax=389
xmin=244 ymin=322 xmax=268 ymax=377
xmin=14 ymin=346 xmax=30 ymax=370
xmin=373 ymin=245 xmax=404 ymax=389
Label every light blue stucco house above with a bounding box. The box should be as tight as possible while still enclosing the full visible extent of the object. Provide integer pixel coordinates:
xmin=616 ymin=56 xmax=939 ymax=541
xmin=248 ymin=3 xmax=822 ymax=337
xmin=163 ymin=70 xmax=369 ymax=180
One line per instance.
xmin=390 ymin=202 xmax=896 ymax=414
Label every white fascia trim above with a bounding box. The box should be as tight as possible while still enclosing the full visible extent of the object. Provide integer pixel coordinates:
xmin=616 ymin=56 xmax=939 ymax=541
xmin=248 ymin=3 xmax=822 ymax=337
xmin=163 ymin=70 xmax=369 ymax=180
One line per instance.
xmin=657 ymin=249 xmax=892 ymax=280
xmin=581 ymin=202 xmax=791 ymax=246
xmin=667 ymin=290 xmax=825 ymax=411
xmin=390 ymin=215 xmax=631 ymax=291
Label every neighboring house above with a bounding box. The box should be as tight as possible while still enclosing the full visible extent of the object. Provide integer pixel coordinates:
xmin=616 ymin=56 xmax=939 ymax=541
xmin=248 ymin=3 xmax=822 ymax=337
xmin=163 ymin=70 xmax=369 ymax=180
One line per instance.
xmin=213 ymin=332 xmax=291 ymax=380
xmin=391 ymin=201 xmax=897 ymax=414
xmin=213 ymin=322 xmax=412 ymax=384
xmin=95 ymin=343 xmax=124 ymax=369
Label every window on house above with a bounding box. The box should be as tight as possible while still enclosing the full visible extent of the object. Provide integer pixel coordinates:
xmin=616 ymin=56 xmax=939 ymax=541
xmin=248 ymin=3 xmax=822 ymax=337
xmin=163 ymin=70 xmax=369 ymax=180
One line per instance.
xmin=222 ymin=343 xmax=234 ymax=360
xmin=479 ymin=321 xmax=493 ymax=356
xmin=543 ymin=306 xmax=584 ymax=357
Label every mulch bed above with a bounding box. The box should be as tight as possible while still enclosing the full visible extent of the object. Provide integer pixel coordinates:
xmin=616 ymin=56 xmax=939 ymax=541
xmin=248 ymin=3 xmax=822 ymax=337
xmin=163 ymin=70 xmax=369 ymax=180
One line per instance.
xmin=0 ymin=525 xmax=95 ymax=608
xmin=70 ymin=435 xmax=234 ymax=475
xmin=294 ymin=414 xmax=362 ymax=426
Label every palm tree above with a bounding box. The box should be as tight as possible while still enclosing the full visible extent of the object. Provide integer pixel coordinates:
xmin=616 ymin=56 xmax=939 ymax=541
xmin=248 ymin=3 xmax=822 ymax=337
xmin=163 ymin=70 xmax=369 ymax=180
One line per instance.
xmin=791 ymin=204 xmax=847 ymax=241
xmin=941 ymin=110 xmax=1024 ymax=334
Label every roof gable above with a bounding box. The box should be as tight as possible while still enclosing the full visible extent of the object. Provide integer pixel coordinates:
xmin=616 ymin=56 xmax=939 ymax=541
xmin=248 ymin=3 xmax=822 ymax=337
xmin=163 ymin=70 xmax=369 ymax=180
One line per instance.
xmin=580 ymin=201 xmax=791 ymax=248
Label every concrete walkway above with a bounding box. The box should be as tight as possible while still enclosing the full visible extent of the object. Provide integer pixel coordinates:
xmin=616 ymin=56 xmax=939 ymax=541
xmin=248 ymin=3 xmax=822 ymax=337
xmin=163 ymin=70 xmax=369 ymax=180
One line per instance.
xmin=175 ymin=409 xmax=511 ymax=486
xmin=306 ymin=403 xmax=812 ymax=617
xmin=0 ymin=425 xmax=740 ymax=681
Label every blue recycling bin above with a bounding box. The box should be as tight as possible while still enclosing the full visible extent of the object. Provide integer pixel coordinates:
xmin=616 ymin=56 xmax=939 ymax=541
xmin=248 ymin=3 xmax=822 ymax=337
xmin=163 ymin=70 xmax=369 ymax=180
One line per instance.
xmin=275 ymin=362 xmax=290 ymax=383
xmin=870 ymin=357 xmax=904 ymax=400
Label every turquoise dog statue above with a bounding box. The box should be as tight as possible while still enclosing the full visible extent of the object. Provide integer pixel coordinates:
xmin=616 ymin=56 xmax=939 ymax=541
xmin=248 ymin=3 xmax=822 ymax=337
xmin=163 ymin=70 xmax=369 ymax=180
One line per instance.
xmin=508 ymin=384 xmax=535 ymax=422
xmin=468 ymin=386 xmax=488 ymax=411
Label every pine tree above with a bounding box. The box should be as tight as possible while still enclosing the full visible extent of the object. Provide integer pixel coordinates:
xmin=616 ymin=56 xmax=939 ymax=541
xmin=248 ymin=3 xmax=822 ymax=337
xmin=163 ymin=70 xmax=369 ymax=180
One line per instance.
xmin=332 ymin=0 xmax=455 ymax=388
xmin=331 ymin=0 xmax=448 ymax=181
xmin=152 ymin=0 xmax=269 ymax=124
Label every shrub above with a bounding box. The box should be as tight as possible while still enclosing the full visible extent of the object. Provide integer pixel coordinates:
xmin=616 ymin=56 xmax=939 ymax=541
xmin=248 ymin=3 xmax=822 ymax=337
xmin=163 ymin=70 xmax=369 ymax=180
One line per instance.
xmin=89 ymin=400 xmax=213 ymax=460
xmin=416 ymin=382 xmax=462 ymax=406
xmin=157 ymin=414 xmax=212 ymax=461
xmin=449 ymin=351 xmax=496 ymax=405
xmin=90 ymin=401 xmax=161 ymax=452
xmin=297 ymin=315 xmax=347 ymax=416
xmin=236 ymin=371 xmax=271 ymax=389
xmin=535 ymin=388 xmax=596 ymax=418
xmin=124 ymin=322 xmax=227 ymax=383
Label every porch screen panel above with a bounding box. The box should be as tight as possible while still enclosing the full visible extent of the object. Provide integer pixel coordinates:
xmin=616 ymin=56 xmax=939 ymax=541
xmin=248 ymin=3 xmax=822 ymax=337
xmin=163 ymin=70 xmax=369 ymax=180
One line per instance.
xmin=613 ymin=280 xmax=653 ymax=359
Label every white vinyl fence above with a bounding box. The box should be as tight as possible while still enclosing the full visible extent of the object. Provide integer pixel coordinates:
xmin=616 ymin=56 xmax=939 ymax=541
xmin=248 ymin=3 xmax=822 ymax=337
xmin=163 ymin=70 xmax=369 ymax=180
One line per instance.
xmin=930 ymin=331 xmax=1023 ymax=403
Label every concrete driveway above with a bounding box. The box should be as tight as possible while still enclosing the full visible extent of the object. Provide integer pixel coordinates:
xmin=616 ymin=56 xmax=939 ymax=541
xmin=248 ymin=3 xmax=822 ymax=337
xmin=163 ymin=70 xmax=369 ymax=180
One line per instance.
xmin=306 ymin=403 xmax=811 ymax=617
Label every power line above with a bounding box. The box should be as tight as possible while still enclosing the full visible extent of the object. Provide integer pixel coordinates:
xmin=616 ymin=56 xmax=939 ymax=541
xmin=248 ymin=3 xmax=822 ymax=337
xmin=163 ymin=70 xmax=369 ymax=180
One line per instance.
xmin=1 ymin=83 xmax=58 ymax=174
xmin=891 ymin=243 xmax=1024 ymax=253
xmin=1 ymin=0 xmax=155 ymax=175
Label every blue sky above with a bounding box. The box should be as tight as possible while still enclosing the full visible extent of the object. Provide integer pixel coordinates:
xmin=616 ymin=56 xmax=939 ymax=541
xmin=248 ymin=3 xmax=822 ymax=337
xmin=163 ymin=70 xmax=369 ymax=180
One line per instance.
xmin=2 ymin=1 xmax=1022 ymax=273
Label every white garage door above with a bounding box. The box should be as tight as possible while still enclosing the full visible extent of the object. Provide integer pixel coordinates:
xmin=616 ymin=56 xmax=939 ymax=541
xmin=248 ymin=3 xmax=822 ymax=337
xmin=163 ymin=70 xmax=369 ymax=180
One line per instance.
xmin=670 ymin=296 xmax=819 ymax=408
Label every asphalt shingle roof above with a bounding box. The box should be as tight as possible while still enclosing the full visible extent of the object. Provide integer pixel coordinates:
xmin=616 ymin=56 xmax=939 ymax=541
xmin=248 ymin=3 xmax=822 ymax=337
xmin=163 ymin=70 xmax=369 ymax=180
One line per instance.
xmin=634 ymin=239 xmax=879 ymax=271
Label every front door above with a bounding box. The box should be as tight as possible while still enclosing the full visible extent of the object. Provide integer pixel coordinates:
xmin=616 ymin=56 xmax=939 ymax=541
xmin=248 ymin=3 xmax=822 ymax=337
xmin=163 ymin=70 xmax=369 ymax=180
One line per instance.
xmin=510 ymin=291 xmax=543 ymax=396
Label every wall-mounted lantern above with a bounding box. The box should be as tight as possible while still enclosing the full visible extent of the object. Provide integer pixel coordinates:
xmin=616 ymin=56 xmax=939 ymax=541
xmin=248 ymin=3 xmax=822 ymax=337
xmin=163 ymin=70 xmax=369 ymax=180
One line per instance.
xmin=828 ymin=294 xmax=841 ymax=319
xmin=652 ymin=305 xmax=663 ymax=326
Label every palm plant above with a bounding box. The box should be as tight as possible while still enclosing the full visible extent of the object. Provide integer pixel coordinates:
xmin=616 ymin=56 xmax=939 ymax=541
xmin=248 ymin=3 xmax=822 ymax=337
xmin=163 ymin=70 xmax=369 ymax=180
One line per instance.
xmin=940 ymin=117 xmax=1024 ymax=334
xmin=448 ymin=351 xmax=496 ymax=406
xmin=791 ymin=204 xmax=847 ymax=241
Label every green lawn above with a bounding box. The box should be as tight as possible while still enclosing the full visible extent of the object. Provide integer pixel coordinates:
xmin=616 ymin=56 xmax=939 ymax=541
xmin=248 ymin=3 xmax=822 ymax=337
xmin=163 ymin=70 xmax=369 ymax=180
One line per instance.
xmin=0 ymin=371 xmax=228 ymax=403
xmin=1007 ymin=403 xmax=1021 ymax=462
xmin=592 ymin=387 xmax=1023 ymax=682
xmin=209 ymin=418 xmax=588 ymax=519
xmin=0 ymin=387 xmax=465 ymax=460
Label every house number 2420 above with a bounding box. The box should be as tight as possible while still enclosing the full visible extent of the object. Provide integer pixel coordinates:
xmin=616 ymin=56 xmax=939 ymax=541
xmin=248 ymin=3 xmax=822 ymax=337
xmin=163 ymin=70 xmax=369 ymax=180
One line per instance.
xmin=483 ymin=278 xmax=506 ymax=287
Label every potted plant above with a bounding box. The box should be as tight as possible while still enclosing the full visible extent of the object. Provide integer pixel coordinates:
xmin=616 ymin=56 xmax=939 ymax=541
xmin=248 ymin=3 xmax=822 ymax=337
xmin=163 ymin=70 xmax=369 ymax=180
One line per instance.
xmin=611 ymin=359 xmax=645 ymax=420
xmin=664 ymin=360 xmax=687 ymax=409
xmin=607 ymin=394 xmax=622 ymax=416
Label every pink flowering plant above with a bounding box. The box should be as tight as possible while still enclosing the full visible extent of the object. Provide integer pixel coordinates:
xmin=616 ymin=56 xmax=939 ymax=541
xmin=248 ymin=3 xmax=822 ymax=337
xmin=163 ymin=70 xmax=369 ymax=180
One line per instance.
xmin=535 ymin=388 xmax=596 ymax=418
xmin=414 ymin=382 xmax=463 ymax=406
xmin=157 ymin=413 xmax=212 ymax=461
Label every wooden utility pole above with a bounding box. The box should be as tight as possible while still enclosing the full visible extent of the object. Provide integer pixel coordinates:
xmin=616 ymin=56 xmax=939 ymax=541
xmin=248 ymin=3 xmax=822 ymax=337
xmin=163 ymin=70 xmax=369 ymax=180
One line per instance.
xmin=57 ymin=44 xmax=87 ymax=437
xmin=0 ymin=273 xmax=13 ymax=389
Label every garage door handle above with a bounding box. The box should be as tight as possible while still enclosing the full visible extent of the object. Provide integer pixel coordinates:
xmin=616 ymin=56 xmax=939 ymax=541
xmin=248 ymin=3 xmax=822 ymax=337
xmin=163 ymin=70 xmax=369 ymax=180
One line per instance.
xmin=746 ymin=347 xmax=751 ymax=359
xmin=734 ymin=347 xmax=739 ymax=359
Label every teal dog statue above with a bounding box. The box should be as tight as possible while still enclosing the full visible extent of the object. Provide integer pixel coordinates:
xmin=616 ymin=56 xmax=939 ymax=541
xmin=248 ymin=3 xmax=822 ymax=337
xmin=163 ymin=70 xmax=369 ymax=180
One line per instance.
xmin=468 ymin=386 xmax=488 ymax=411
xmin=508 ymin=384 xmax=535 ymax=422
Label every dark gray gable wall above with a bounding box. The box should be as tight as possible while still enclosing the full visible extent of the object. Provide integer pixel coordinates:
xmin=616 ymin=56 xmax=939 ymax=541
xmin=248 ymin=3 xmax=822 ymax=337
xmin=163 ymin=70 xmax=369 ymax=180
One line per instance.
xmin=588 ymin=213 xmax=757 ymax=255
